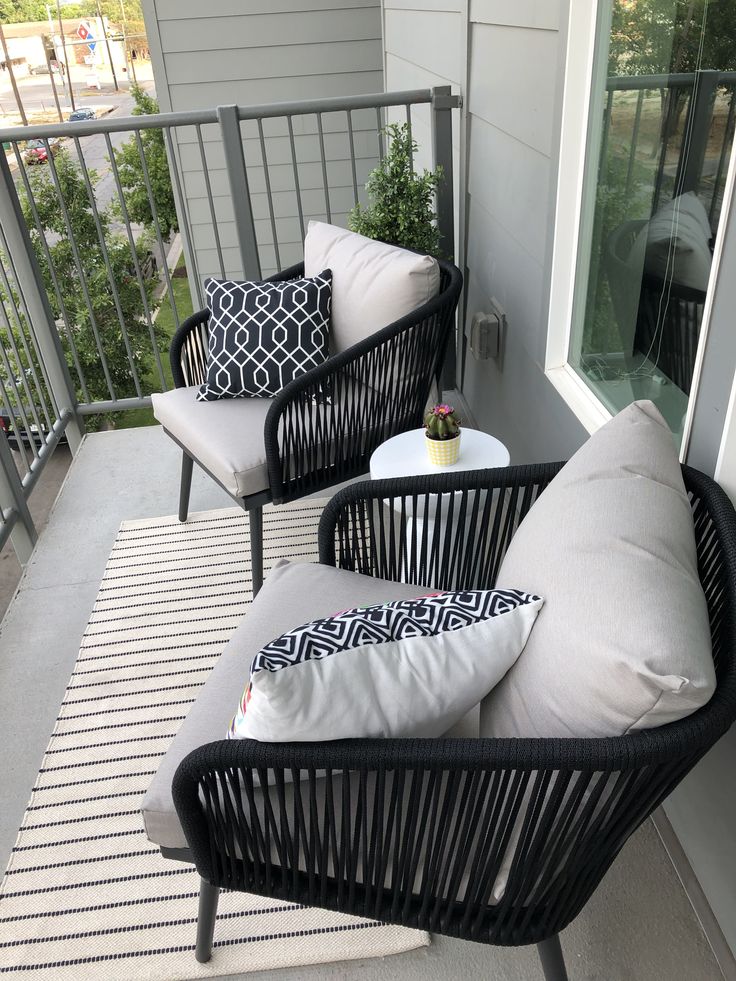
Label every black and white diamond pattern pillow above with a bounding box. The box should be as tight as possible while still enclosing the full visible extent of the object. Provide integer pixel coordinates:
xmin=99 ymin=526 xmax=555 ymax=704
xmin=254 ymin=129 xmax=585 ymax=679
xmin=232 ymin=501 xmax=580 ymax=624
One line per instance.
xmin=228 ymin=588 xmax=543 ymax=742
xmin=197 ymin=269 xmax=332 ymax=401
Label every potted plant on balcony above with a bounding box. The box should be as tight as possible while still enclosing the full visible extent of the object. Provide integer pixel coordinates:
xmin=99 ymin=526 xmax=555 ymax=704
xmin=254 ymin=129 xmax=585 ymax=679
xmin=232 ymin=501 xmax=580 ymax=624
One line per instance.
xmin=348 ymin=122 xmax=443 ymax=255
xmin=424 ymin=403 xmax=461 ymax=465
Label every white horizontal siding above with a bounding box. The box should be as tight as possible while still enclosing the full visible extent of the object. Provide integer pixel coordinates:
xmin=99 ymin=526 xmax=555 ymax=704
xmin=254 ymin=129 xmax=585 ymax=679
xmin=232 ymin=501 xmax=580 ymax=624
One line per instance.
xmin=166 ymin=72 xmax=384 ymax=114
xmin=143 ymin=0 xmax=383 ymax=282
xmin=384 ymin=0 xmax=464 ymax=11
xmin=159 ymin=7 xmax=380 ymax=52
xmin=468 ymin=23 xmax=557 ymax=156
xmin=469 ymin=0 xmax=561 ymax=30
xmin=155 ymin=0 xmax=373 ymax=19
xmin=164 ymin=40 xmax=383 ymax=86
xmin=384 ymin=8 xmax=464 ymax=84
xmin=467 ymin=114 xmax=551 ymax=265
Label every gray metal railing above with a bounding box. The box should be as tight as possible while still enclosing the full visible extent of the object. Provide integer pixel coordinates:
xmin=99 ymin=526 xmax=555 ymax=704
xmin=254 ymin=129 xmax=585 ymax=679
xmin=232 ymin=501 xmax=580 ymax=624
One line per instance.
xmin=603 ymin=69 xmax=736 ymax=224
xmin=0 ymin=86 xmax=459 ymax=561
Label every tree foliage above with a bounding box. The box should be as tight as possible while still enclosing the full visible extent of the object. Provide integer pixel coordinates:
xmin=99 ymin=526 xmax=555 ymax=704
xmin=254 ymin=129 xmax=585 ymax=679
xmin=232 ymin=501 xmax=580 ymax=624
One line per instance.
xmin=0 ymin=0 xmax=144 ymax=24
xmin=111 ymin=86 xmax=178 ymax=240
xmin=349 ymin=123 xmax=443 ymax=256
xmin=609 ymin=0 xmax=736 ymax=77
xmin=17 ymin=148 xmax=159 ymax=410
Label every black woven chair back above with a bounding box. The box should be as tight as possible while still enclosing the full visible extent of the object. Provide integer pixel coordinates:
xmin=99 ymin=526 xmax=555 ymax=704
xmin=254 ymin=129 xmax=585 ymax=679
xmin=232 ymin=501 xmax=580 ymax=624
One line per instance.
xmin=173 ymin=463 xmax=736 ymax=947
xmin=606 ymin=219 xmax=705 ymax=395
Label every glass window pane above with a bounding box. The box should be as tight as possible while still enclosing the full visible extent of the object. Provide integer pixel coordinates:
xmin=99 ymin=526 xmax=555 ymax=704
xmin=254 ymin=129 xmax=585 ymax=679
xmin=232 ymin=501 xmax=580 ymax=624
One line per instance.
xmin=568 ymin=0 xmax=736 ymax=442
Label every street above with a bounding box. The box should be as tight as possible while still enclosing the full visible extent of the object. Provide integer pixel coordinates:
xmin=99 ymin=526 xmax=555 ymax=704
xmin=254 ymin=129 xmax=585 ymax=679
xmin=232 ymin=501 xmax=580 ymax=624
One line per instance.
xmin=3 ymin=63 xmax=157 ymax=223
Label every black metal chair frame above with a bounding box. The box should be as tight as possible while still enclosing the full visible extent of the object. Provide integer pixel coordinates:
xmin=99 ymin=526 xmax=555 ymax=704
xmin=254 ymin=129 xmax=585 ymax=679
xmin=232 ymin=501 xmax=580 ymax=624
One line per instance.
xmin=171 ymin=463 xmax=736 ymax=979
xmin=165 ymin=258 xmax=463 ymax=595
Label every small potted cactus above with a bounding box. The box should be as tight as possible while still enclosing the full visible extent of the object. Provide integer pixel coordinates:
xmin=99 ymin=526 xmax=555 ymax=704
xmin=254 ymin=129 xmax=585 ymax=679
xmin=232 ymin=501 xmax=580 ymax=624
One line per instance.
xmin=424 ymin=403 xmax=461 ymax=466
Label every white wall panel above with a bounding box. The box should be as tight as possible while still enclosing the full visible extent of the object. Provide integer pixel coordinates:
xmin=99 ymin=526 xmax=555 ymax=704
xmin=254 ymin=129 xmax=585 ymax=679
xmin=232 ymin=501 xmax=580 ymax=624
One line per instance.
xmin=141 ymin=0 xmax=383 ymax=283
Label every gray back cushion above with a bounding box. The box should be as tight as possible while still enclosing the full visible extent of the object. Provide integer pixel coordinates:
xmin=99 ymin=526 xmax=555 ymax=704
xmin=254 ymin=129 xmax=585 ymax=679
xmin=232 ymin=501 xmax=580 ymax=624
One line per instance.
xmin=480 ymin=400 xmax=714 ymax=739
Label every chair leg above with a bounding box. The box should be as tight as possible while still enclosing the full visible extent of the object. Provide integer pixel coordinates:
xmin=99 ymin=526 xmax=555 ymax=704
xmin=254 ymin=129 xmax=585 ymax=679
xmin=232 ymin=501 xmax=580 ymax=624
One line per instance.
xmin=249 ymin=505 xmax=263 ymax=598
xmin=195 ymin=878 xmax=219 ymax=963
xmin=537 ymin=934 xmax=569 ymax=981
xmin=179 ymin=452 xmax=194 ymax=522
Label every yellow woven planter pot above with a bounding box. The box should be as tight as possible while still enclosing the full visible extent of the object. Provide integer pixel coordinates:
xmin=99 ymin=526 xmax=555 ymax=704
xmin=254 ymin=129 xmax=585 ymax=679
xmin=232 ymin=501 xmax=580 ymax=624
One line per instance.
xmin=425 ymin=432 xmax=461 ymax=466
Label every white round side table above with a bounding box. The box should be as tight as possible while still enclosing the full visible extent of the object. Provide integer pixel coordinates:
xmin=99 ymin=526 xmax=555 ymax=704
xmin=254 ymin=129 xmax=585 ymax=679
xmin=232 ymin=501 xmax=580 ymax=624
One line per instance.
xmin=369 ymin=429 xmax=510 ymax=578
xmin=370 ymin=427 xmax=510 ymax=482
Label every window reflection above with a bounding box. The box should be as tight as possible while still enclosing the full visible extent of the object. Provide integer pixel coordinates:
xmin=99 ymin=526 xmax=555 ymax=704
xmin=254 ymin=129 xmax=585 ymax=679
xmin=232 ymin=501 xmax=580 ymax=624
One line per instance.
xmin=570 ymin=0 xmax=735 ymax=440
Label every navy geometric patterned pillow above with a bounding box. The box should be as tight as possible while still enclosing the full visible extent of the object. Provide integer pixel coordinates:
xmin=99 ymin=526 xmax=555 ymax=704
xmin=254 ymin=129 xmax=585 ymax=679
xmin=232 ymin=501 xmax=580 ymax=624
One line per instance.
xmin=197 ymin=269 xmax=332 ymax=401
xmin=228 ymin=587 xmax=543 ymax=743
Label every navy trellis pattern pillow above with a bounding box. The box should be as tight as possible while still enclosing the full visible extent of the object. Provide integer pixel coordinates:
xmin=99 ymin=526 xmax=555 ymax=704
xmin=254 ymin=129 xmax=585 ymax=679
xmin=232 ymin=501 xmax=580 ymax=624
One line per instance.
xmin=197 ymin=269 xmax=332 ymax=400
xmin=227 ymin=588 xmax=544 ymax=743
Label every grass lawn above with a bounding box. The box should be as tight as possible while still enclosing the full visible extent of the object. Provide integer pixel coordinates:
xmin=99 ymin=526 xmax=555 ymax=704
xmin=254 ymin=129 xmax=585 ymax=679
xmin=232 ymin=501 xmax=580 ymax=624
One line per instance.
xmin=116 ymin=256 xmax=194 ymax=429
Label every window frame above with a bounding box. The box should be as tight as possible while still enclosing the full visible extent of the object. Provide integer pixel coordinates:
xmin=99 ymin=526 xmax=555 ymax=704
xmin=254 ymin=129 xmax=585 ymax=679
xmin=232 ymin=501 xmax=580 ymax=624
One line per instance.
xmin=545 ymin=0 xmax=725 ymax=454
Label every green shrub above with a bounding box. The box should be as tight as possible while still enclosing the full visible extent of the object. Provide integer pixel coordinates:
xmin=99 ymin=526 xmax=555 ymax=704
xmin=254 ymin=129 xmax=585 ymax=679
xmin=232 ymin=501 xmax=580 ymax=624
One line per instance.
xmin=349 ymin=122 xmax=443 ymax=255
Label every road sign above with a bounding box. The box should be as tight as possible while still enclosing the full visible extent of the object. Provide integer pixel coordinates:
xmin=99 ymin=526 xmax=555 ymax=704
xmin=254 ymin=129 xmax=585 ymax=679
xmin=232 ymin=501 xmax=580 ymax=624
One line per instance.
xmin=77 ymin=22 xmax=96 ymax=53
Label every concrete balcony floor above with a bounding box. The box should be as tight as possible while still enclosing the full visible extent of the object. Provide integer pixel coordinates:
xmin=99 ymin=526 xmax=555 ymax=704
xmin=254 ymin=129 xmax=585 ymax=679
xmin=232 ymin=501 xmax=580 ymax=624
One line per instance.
xmin=0 ymin=425 xmax=725 ymax=980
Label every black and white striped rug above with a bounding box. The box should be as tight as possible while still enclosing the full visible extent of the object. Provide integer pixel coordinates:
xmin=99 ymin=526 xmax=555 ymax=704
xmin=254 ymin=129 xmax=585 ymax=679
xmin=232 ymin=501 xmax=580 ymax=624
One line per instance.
xmin=0 ymin=503 xmax=429 ymax=978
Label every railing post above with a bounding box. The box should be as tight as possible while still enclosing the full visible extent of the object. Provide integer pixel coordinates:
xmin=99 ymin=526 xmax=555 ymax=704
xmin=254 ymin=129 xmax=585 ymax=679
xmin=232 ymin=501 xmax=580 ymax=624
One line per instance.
xmin=0 ymin=153 xmax=84 ymax=453
xmin=217 ymin=104 xmax=262 ymax=280
xmin=0 ymin=430 xmax=36 ymax=563
xmin=431 ymin=85 xmax=458 ymax=390
xmin=674 ymin=69 xmax=720 ymax=198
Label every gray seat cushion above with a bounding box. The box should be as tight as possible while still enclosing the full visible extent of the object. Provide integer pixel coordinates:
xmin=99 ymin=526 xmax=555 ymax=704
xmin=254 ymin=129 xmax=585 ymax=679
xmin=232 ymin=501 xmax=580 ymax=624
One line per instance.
xmin=152 ymin=386 xmax=273 ymax=498
xmin=142 ymin=560 xmax=430 ymax=850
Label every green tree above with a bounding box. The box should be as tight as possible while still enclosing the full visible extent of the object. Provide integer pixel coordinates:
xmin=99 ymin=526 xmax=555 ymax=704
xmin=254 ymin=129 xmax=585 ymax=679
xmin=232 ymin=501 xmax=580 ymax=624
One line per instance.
xmin=111 ymin=86 xmax=178 ymax=239
xmin=17 ymin=148 xmax=160 ymax=411
xmin=349 ymin=123 xmax=443 ymax=256
xmin=0 ymin=0 xmax=144 ymax=23
xmin=609 ymin=0 xmax=736 ymax=78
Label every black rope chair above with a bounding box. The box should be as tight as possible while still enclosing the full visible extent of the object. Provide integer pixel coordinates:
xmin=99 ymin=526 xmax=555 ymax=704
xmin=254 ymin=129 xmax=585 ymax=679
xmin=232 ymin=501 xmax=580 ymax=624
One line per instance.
xmin=163 ymin=258 xmax=463 ymax=596
xmin=172 ymin=463 xmax=736 ymax=980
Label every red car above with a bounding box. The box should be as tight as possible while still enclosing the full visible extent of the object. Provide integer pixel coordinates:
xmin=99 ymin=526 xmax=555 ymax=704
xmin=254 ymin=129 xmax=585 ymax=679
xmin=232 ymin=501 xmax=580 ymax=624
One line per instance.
xmin=23 ymin=139 xmax=60 ymax=165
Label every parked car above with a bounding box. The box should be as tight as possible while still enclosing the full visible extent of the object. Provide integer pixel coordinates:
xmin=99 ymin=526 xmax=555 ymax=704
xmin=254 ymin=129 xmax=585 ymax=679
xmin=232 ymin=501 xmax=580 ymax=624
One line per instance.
xmin=23 ymin=139 xmax=60 ymax=165
xmin=28 ymin=64 xmax=50 ymax=75
xmin=68 ymin=107 xmax=96 ymax=122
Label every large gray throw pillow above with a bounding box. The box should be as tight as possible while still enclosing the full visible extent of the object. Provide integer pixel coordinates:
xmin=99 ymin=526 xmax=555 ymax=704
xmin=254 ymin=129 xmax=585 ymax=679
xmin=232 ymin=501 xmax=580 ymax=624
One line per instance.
xmin=480 ymin=400 xmax=714 ymax=739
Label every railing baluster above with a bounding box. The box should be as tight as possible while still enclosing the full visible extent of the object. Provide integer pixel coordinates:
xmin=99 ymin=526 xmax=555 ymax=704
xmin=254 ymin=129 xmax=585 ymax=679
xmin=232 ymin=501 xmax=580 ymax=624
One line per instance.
xmin=196 ymin=123 xmax=226 ymax=279
xmin=286 ymin=115 xmax=305 ymax=242
xmin=0 ymin=212 xmax=57 ymax=432
xmin=625 ymin=90 xmax=645 ymax=197
xmin=0 ymin=428 xmax=36 ymax=563
xmin=164 ymin=126 xmax=204 ymax=309
xmin=0 ymin=152 xmax=82 ymax=453
xmin=133 ymin=129 xmax=181 ymax=333
xmin=103 ymin=131 xmax=165 ymax=391
xmin=2 ymin=238 xmax=59 ymax=433
xmin=0 ymin=280 xmax=48 ymax=446
xmin=73 ymin=135 xmax=142 ymax=399
xmin=346 ymin=109 xmax=359 ymax=207
xmin=405 ymin=103 xmax=413 ymax=172
xmin=12 ymin=143 xmax=89 ymax=403
xmin=257 ymin=117 xmax=281 ymax=271
xmin=316 ymin=112 xmax=331 ymax=224
xmin=0 ymin=313 xmax=36 ymax=472
xmin=710 ymin=84 xmax=735 ymax=226
xmin=598 ymin=89 xmax=614 ymax=182
xmin=41 ymin=137 xmax=117 ymax=401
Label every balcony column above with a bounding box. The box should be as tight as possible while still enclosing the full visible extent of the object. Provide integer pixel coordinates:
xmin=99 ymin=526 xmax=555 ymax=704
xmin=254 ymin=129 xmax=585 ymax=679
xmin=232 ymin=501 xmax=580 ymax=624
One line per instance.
xmin=0 ymin=153 xmax=84 ymax=453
